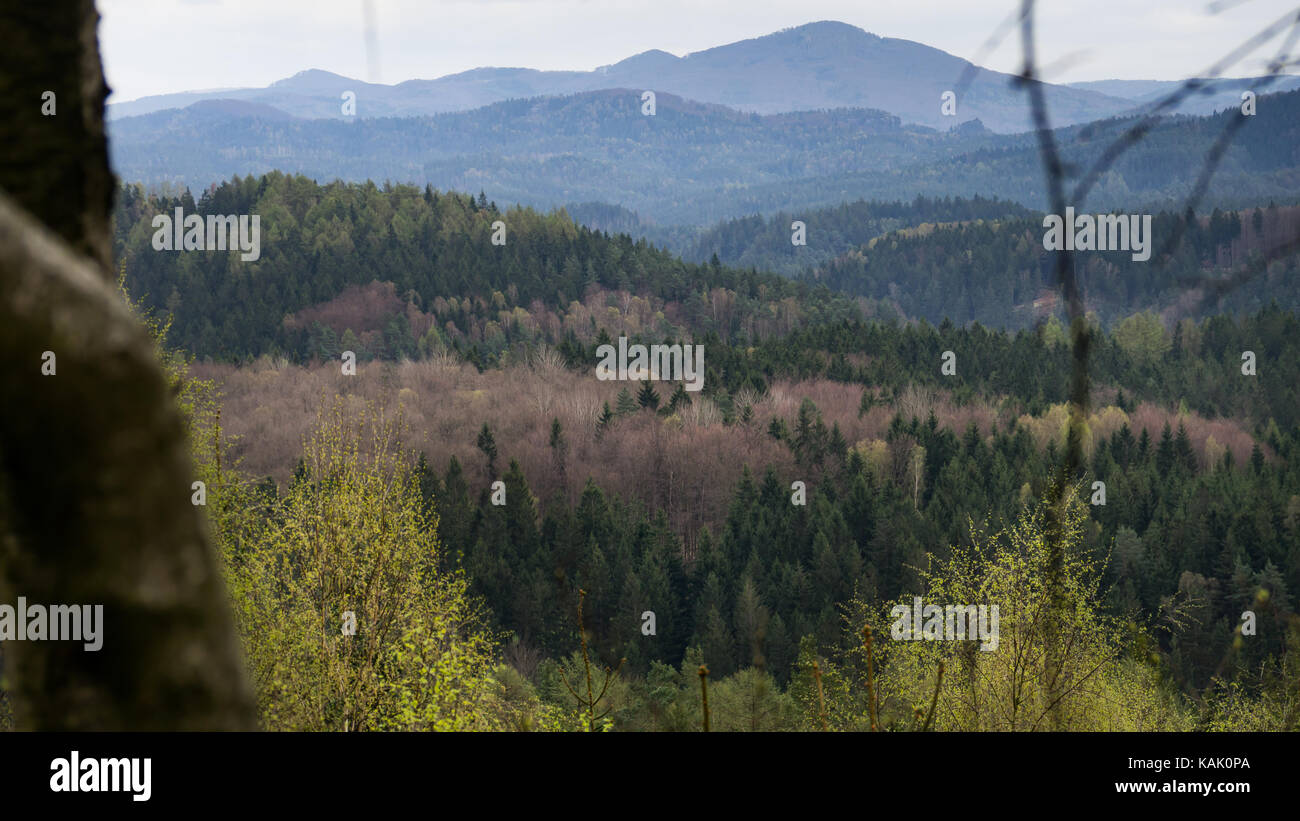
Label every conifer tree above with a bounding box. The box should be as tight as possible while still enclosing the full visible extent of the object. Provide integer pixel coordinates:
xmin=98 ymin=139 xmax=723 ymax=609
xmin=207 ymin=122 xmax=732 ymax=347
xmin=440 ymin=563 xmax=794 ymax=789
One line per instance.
xmin=549 ymin=417 xmax=567 ymax=489
xmin=637 ymin=380 xmax=660 ymax=410
xmin=596 ymin=402 xmax=614 ymax=439
xmin=476 ymin=422 xmax=498 ymax=477
xmin=615 ymin=387 xmax=638 ymax=416
xmin=668 ymin=383 xmax=691 ymax=411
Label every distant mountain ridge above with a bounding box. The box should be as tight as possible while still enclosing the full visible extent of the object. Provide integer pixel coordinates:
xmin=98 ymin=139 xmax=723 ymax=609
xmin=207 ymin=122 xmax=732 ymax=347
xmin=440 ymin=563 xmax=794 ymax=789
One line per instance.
xmin=107 ymin=82 xmax=1300 ymax=227
xmin=1067 ymin=75 xmax=1300 ymax=116
xmin=109 ymin=88 xmax=1003 ymax=225
xmin=108 ymin=20 xmax=1137 ymax=133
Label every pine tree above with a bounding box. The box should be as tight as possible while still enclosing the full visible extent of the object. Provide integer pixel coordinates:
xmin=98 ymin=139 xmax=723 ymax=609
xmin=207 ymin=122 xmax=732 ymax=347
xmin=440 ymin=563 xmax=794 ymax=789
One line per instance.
xmin=439 ymin=456 xmax=471 ymax=567
xmin=858 ymin=388 xmax=874 ymax=418
xmin=340 ymin=328 xmax=362 ymax=359
xmin=1174 ymin=422 xmax=1197 ymax=473
xmin=549 ymin=417 xmax=567 ymax=489
xmin=733 ymin=575 xmax=770 ymax=670
xmin=698 ymin=606 xmax=735 ymax=679
xmin=768 ymin=417 xmax=788 ymax=441
xmin=596 ymin=401 xmax=614 ymax=439
xmin=637 ymin=380 xmax=660 ymax=410
xmin=829 ymin=422 xmax=848 ymax=463
xmin=667 ymin=383 xmax=690 ymax=412
xmin=792 ymin=398 xmax=828 ymax=469
xmin=415 ymin=451 xmax=440 ymax=520
xmin=476 ymin=422 xmax=498 ymax=477
xmin=1156 ymin=423 xmax=1175 ymax=476
xmin=615 ymin=387 xmax=638 ymax=416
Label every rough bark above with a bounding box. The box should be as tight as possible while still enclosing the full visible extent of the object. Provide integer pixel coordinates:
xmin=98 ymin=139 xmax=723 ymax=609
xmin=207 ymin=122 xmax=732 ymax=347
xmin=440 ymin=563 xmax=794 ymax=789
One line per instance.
xmin=0 ymin=0 xmax=256 ymax=729
xmin=0 ymin=192 xmax=257 ymax=729
xmin=0 ymin=0 xmax=114 ymax=277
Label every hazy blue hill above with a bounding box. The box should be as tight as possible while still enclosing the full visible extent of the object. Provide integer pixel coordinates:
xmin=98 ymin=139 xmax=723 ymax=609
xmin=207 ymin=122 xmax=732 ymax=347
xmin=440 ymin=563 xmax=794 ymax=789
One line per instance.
xmin=108 ymin=20 xmax=1133 ymax=132
xmin=614 ymin=20 xmax=1131 ymax=132
xmin=1068 ymin=79 xmax=1179 ymax=99
xmin=109 ymin=82 xmax=1300 ymax=224
xmin=108 ymin=70 xmax=405 ymax=120
xmin=1067 ymin=75 xmax=1300 ymax=116
xmin=685 ymin=87 xmax=1300 ymax=215
xmin=107 ymin=86 xmax=251 ymax=119
xmin=109 ymin=88 xmax=1004 ymax=223
xmin=392 ymin=66 xmax=595 ymax=112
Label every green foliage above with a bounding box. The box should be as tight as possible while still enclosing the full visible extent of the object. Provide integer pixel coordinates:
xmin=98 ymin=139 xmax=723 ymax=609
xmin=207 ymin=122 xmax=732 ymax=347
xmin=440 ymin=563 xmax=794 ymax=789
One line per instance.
xmin=809 ymin=210 xmax=1300 ymax=330
xmin=101 ymin=174 xmax=1300 ymax=732
xmin=223 ymin=401 xmax=502 ymax=730
xmin=847 ymin=491 xmax=1193 ymax=731
xmin=636 ymin=380 xmax=660 ymax=410
xmin=708 ymin=667 xmax=796 ymax=731
xmin=1201 ymin=621 xmax=1300 ymax=730
xmin=114 ymin=174 xmax=858 ymax=363
xmin=615 ymin=388 xmax=638 ymax=416
xmin=679 ymin=196 xmax=1031 ymax=277
xmin=1114 ymin=310 xmax=1172 ymax=366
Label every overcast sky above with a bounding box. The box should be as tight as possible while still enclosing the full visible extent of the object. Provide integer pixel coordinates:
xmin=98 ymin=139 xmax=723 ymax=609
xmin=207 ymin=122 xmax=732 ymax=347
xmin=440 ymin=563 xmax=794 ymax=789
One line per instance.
xmin=99 ymin=0 xmax=1299 ymax=102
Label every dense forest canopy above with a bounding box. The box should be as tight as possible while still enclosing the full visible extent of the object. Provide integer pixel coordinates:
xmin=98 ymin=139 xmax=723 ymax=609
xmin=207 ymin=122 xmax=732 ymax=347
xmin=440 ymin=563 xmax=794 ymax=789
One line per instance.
xmin=118 ymin=174 xmax=1300 ymax=375
xmin=103 ymin=167 xmax=1300 ymax=731
xmin=806 ymin=205 xmax=1300 ymax=327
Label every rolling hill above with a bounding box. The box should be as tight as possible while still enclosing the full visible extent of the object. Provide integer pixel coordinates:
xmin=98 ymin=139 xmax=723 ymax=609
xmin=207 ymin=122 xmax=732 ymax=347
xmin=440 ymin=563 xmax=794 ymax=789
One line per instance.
xmin=108 ymin=21 xmax=1134 ymax=133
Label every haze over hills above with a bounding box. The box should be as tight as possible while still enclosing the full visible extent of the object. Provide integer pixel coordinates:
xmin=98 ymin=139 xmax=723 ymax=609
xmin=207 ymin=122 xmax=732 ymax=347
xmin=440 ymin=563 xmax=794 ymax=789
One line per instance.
xmin=109 ymin=21 xmax=1137 ymax=133
xmin=1067 ymin=75 xmax=1300 ymax=116
xmin=109 ymin=88 xmax=1010 ymax=225
xmin=107 ymin=81 xmax=1300 ymax=229
xmin=105 ymin=17 xmax=1300 ymax=231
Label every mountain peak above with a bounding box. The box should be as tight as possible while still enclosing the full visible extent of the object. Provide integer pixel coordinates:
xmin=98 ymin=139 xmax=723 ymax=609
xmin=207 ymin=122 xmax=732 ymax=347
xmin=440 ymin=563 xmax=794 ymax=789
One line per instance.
xmin=603 ymin=49 xmax=680 ymax=73
xmin=782 ymin=20 xmax=879 ymax=37
xmin=763 ymin=20 xmax=883 ymax=46
xmin=109 ymin=21 xmax=1135 ymax=133
xmin=271 ymin=69 xmax=355 ymax=90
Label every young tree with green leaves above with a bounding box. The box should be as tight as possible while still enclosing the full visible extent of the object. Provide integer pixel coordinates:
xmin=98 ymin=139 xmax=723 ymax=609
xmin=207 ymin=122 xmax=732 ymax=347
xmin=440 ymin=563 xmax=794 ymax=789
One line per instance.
xmin=227 ymin=401 xmax=501 ymax=730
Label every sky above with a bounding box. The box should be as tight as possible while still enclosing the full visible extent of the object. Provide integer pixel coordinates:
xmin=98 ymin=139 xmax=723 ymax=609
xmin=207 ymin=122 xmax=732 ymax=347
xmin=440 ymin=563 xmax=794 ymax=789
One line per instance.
xmin=98 ymin=0 xmax=1300 ymax=102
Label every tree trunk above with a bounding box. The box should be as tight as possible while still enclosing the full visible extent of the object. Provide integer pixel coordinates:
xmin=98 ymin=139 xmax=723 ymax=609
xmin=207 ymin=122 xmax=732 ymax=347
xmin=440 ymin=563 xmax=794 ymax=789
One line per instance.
xmin=0 ymin=0 xmax=256 ymax=729
xmin=0 ymin=0 xmax=114 ymax=277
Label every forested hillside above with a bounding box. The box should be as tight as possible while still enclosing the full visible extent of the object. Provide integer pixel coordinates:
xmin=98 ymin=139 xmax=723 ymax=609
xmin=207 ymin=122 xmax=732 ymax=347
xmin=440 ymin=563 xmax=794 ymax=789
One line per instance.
xmin=107 ymin=86 xmax=1300 ymax=227
xmin=118 ymin=164 xmax=1300 ymax=726
xmin=809 ymin=204 xmax=1300 ymax=327
xmin=109 ymin=92 xmax=986 ymax=225
xmin=184 ymin=296 xmax=1300 ymax=728
xmin=108 ymin=112 xmax=1300 ymax=734
xmin=116 ymin=174 xmax=856 ymax=362
xmin=118 ymin=174 xmax=1300 ymax=371
xmin=838 ymin=86 xmax=1300 ymax=213
xmin=671 ymin=195 xmax=1032 ymax=276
